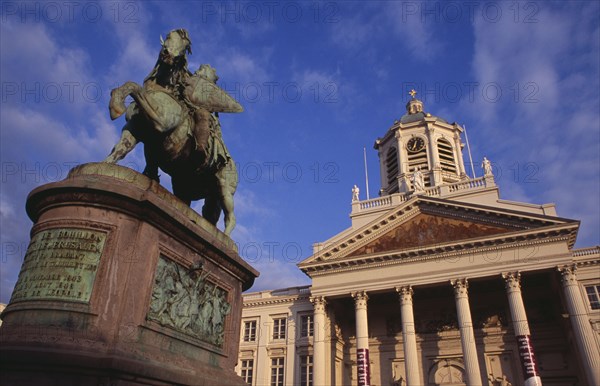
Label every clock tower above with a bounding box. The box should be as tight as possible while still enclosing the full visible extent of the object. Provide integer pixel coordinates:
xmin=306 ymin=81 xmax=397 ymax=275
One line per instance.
xmin=374 ymin=90 xmax=469 ymax=195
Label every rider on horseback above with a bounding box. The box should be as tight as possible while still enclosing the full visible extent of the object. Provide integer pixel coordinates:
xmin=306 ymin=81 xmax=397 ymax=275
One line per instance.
xmin=104 ymin=29 xmax=242 ymax=235
xmin=186 ymin=64 xmax=231 ymax=173
xmin=142 ymin=30 xmax=230 ymax=176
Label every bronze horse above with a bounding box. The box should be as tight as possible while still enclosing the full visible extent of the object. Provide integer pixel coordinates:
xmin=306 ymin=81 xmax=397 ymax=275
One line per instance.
xmin=104 ymin=29 xmax=242 ymax=235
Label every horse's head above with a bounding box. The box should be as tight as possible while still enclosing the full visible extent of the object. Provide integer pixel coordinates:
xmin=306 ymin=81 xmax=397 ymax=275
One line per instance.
xmin=159 ymin=29 xmax=192 ymax=67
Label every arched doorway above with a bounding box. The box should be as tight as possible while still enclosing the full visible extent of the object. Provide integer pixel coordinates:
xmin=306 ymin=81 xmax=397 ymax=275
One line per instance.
xmin=428 ymin=358 xmax=467 ymax=386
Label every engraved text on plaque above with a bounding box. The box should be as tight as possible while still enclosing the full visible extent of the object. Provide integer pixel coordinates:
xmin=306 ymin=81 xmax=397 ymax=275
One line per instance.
xmin=10 ymin=228 xmax=107 ymax=303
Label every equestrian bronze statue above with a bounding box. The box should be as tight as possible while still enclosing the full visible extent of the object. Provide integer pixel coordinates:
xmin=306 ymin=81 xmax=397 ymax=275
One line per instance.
xmin=104 ymin=29 xmax=242 ymax=235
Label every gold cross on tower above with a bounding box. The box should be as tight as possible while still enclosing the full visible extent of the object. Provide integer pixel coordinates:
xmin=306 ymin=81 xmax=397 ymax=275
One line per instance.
xmin=409 ymin=89 xmax=417 ymax=98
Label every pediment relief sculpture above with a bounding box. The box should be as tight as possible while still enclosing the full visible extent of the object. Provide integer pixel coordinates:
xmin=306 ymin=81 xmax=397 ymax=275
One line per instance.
xmin=348 ymin=214 xmax=513 ymax=257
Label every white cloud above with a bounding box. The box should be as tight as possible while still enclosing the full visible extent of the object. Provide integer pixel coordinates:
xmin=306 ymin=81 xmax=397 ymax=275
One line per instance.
xmin=103 ymin=4 xmax=156 ymax=85
xmin=467 ymin=3 xmax=600 ymax=247
xmin=385 ymin=4 xmax=442 ymax=62
xmin=329 ymin=5 xmax=442 ymax=62
xmin=246 ymin=258 xmax=310 ymax=293
xmin=233 ymin=188 xmax=275 ymax=218
xmin=330 ymin=13 xmax=379 ymax=49
xmin=211 ymin=49 xmax=270 ymax=86
xmin=1 ymin=22 xmax=90 ymax=83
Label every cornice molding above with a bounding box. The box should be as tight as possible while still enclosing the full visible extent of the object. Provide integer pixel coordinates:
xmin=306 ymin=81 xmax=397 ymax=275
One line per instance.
xmin=574 ymin=258 xmax=600 ymax=268
xmin=243 ymin=295 xmax=310 ymax=308
xmin=301 ymin=196 xmax=577 ymax=270
xmin=303 ymin=232 xmax=575 ymax=277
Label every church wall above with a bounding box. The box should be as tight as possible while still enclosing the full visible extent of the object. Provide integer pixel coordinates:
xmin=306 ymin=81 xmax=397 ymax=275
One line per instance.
xmin=237 ymin=287 xmax=313 ymax=386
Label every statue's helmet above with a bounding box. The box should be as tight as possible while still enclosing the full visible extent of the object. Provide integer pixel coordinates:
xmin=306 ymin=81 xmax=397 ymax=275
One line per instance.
xmin=159 ymin=29 xmax=192 ymax=64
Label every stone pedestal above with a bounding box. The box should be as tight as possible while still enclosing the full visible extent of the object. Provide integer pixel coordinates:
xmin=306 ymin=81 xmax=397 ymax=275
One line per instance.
xmin=0 ymin=163 xmax=259 ymax=386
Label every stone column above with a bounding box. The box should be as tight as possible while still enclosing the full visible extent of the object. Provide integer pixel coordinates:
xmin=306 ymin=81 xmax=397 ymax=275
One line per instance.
xmin=396 ymin=132 xmax=411 ymax=193
xmin=352 ymin=291 xmax=371 ymax=386
xmin=453 ymin=132 xmax=467 ymax=177
xmin=426 ymin=126 xmax=441 ymax=186
xmin=310 ymin=296 xmax=327 ymax=386
xmin=502 ymin=272 xmax=542 ymax=386
xmin=396 ymin=286 xmax=420 ymax=386
xmin=451 ymin=279 xmax=482 ymax=386
xmin=558 ymin=265 xmax=600 ymax=386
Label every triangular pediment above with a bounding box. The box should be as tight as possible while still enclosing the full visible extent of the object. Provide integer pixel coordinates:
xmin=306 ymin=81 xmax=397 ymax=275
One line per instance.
xmin=298 ymin=196 xmax=579 ymax=273
xmin=346 ymin=213 xmax=513 ymax=257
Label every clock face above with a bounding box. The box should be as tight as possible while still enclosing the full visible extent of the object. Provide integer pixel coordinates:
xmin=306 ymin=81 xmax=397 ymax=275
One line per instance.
xmin=406 ymin=137 xmax=425 ymax=153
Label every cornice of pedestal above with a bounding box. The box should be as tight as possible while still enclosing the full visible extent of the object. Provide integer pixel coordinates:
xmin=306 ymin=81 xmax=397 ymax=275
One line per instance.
xmin=25 ymin=162 xmax=259 ymax=291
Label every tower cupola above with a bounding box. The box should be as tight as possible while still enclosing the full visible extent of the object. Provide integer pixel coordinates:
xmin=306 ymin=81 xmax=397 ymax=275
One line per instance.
xmin=374 ymin=90 xmax=468 ymax=195
xmin=406 ymin=89 xmax=424 ymax=115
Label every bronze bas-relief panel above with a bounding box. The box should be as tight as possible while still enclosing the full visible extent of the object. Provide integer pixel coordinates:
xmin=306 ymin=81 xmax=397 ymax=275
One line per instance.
xmin=147 ymin=256 xmax=231 ymax=347
xmin=349 ymin=214 xmax=513 ymax=257
xmin=10 ymin=228 xmax=106 ymax=303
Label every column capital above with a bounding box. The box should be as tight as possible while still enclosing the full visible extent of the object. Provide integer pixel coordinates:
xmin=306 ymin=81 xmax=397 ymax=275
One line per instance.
xmin=310 ymin=296 xmax=327 ymax=313
xmin=502 ymin=271 xmax=521 ymax=290
xmin=450 ymin=278 xmax=469 ymax=296
xmin=558 ymin=264 xmax=578 ymax=285
xmin=395 ymin=285 xmax=413 ymax=303
xmin=351 ymin=290 xmax=369 ymax=308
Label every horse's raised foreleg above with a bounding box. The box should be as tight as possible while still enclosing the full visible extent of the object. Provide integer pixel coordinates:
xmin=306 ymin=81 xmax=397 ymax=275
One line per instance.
xmin=104 ymin=124 xmax=138 ymax=163
xmin=109 ymin=82 xmax=141 ymax=120
xmin=110 ymin=81 xmax=169 ymax=132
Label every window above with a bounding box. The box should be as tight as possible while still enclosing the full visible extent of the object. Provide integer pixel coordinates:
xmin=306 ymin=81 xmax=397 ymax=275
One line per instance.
xmin=300 ymin=314 xmax=313 ymax=338
xmin=270 ymin=357 xmax=285 ymax=386
xmin=437 ymin=138 xmax=458 ymax=181
xmin=386 ymin=147 xmax=399 ymax=192
xmin=585 ymin=285 xmax=600 ymax=310
xmin=300 ymin=355 xmax=313 ymax=386
xmin=273 ymin=317 xmax=286 ymax=340
xmin=240 ymin=359 xmax=254 ymax=385
xmin=243 ymin=320 xmax=257 ymax=342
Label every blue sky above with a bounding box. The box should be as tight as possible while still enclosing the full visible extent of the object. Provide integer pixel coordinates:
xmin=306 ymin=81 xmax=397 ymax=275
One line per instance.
xmin=1 ymin=1 xmax=599 ymax=303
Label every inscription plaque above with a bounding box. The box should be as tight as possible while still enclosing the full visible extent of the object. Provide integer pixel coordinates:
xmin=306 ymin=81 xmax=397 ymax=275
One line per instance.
xmin=10 ymin=228 xmax=106 ymax=303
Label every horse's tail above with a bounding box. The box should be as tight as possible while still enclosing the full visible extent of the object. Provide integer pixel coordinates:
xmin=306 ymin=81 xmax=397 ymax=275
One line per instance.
xmin=109 ymin=82 xmax=142 ymax=120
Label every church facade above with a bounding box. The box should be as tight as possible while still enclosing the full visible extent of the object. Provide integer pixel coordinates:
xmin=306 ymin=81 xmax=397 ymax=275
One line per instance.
xmin=236 ymin=95 xmax=600 ymax=386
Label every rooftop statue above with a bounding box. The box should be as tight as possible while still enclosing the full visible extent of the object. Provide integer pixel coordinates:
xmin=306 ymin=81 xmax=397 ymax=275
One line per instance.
xmin=104 ymin=29 xmax=242 ymax=235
